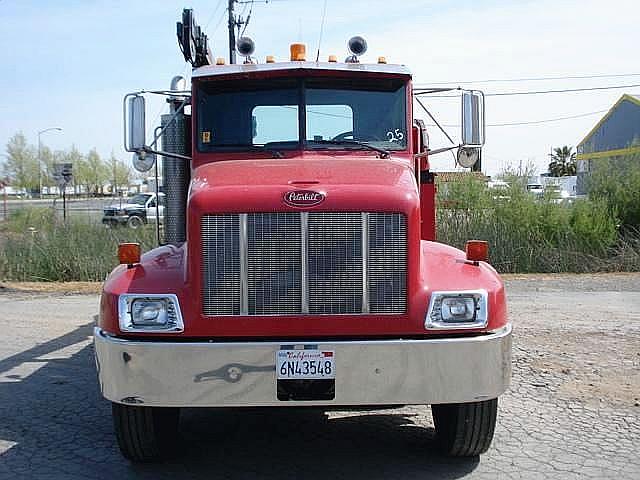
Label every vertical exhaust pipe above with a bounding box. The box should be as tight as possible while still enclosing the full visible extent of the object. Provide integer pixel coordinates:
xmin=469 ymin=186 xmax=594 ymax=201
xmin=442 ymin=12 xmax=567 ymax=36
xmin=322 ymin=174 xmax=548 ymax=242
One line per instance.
xmin=161 ymin=76 xmax=190 ymax=244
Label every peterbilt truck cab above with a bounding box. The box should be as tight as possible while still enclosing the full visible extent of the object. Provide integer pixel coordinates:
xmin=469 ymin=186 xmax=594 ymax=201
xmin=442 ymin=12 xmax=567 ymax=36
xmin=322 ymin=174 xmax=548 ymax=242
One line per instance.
xmin=94 ymin=23 xmax=511 ymax=462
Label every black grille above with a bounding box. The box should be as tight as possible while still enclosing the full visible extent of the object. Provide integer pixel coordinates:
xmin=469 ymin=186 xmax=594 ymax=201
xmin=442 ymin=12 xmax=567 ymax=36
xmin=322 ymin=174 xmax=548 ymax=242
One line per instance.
xmin=201 ymin=215 xmax=240 ymax=315
xmin=201 ymin=212 xmax=406 ymax=315
xmin=308 ymin=213 xmax=363 ymax=314
xmin=248 ymin=213 xmax=302 ymax=315
xmin=368 ymin=213 xmax=407 ymax=313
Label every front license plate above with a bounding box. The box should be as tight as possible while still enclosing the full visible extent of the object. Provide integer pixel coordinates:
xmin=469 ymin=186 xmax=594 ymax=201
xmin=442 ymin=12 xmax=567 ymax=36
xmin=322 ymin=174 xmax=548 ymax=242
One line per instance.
xmin=277 ymin=349 xmax=335 ymax=380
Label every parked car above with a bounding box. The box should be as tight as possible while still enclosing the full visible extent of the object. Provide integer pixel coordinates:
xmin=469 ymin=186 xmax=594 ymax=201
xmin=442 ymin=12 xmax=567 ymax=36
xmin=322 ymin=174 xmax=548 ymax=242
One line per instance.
xmin=102 ymin=192 xmax=164 ymax=228
xmin=526 ymin=183 xmax=544 ymax=199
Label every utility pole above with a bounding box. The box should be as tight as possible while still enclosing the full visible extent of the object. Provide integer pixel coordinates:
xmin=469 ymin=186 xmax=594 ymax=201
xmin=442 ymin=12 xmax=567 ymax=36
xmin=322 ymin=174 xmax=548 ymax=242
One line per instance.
xmin=228 ymin=0 xmax=237 ymax=64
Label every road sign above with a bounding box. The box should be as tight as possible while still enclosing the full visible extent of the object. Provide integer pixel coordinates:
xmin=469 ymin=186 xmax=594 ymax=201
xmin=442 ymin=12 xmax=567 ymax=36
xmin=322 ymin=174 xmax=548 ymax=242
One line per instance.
xmin=53 ymin=163 xmax=73 ymax=188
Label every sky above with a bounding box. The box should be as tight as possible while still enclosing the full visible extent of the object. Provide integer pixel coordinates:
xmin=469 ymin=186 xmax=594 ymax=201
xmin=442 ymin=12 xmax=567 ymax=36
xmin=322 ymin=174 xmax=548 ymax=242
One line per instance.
xmin=1 ymin=0 xmax=639 ymax=176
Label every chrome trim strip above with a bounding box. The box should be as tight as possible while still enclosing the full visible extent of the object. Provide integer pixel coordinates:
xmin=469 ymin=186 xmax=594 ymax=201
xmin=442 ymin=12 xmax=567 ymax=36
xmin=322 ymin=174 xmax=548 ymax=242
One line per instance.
xmin=300 ymin=212 xmax=309 ymax=314
xmin=239 ymin=213 xmax=248 ymax=315
xmin=361 ymin=212 xmax=370 ymax=314
xmin=94 ymin=324 xmax=511 ymax=407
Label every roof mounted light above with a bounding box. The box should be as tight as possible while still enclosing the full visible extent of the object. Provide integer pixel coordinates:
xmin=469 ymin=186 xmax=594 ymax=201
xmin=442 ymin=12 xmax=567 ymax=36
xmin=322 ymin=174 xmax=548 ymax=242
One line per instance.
xmin=290 ymin=43 xmax=306 ymax=61
xmin=236 ymin=36 xmax=255 ymax=63
xmin=346 ymin=36 xmax=367 ymax=63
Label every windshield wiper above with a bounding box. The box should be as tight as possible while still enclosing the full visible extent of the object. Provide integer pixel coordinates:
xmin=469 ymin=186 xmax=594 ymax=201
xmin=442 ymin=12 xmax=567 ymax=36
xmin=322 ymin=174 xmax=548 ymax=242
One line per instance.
xmin=309 ymin=139 xmax=390 ymax=159
xmin=209 ymin=144 xmax=284 ymax=158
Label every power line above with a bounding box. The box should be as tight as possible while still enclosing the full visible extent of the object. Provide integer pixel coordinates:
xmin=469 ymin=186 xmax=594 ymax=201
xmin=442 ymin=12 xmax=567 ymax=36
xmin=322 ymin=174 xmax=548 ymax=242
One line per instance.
xmin=210 ymin=7 xmax=228 ymax=36
xmin=414 ymin=83 xmax=640 ymax=98
xmin=489 ymin=83 xmax=640 ymax=97
xmin=488 ymin=109 xmax=608 ymax=126
xmin=204 ymin=0 xmax=225 ymax=29
xmin=240 ymin=0 xmax=254 ymax=37
xmin=423 ymin=109 xmax=608 ymax=129
xmin=414 ymin=72 xmax=640 ymax=86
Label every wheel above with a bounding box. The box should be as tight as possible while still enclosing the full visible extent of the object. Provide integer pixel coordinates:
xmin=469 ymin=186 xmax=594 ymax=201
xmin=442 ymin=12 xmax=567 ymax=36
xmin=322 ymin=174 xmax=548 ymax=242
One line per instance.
xmin=431 ymin=398 xmax=498 ymax=457
xmin=127 ymin=215 xmax=144 ymax=229
xmin=112 ymin=403 xmax=180 ymax=462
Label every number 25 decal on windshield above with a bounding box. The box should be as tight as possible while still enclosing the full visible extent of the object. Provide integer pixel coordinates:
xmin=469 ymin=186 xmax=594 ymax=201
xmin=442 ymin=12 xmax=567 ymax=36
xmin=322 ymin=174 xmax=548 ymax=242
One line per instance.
xmin=386 ymin=129 xmax=404 ymax=143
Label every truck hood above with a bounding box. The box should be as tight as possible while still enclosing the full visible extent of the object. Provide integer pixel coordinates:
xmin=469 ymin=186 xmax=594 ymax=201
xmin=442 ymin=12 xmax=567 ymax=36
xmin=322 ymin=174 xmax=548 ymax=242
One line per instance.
xmin=104 ymin=203 xmax=144 ymax=211
xmin=189 ymin=155 xmax=419 ymax=213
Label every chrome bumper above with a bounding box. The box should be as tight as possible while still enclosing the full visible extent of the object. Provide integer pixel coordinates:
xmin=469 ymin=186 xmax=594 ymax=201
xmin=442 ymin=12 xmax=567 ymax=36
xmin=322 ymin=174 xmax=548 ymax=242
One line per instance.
xmin=94 ymin=325 xmax=511 ymax=407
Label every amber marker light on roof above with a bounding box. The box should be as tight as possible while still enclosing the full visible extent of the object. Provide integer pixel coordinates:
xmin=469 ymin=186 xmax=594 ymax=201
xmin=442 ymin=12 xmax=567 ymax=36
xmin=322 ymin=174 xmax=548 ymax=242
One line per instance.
xmin=266 ymin=55 xmax=275 ymax=63
xmin=328 ymin=55 xmax=337 ymax=62
xmin=466 ymin=240 xmax=489 ymax=263
xmin=290 ymin=43 xmax=306 ymax=61
xmin=215 ymin=57 xmax=225 ymax=65
xmin=118 ymin=243 xmax=141 ymax=266
xmin=378 ymin=56 xmax=387 ymax=64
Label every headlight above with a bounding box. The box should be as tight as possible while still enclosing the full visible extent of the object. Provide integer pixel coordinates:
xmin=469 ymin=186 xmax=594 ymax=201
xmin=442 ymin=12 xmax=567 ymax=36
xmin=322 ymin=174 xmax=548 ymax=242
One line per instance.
xmin=425 ymin=290 xmax=488 ymax=330
xmin=118 ymin=294 xmax=184 ymax=332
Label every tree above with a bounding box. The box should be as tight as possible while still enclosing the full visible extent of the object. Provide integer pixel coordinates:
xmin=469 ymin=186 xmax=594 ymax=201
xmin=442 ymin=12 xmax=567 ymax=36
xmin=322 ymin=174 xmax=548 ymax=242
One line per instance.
xmin=66 ymin=146 xmax=86 ymax=194
xmin=3 ymin=132 xmax=39 ymax=193
xmin=108 ymin=152 xmax=131 ymax=194
xmin=39 ymin=146 xmax=56 ymax=191
xmin=82 ymin=148 xmax=109 ymax=195
xmin=548 ymin=146 xmax=577 ymax=177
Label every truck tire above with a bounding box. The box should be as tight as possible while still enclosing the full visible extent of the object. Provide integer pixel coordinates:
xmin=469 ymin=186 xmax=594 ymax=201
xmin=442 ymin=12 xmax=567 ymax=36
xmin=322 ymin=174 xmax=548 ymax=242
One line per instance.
xmin=431 ymin=398 xmax=497 ymax=457
xmin=127 ymin=215 xmax=144 ymax=229
xmin=112 ymin=403 xmax=179 ymax=462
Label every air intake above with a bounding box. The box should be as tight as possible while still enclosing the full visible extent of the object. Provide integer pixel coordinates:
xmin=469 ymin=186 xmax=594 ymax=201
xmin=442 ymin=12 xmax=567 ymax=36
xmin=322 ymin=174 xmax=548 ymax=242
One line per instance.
xmin=201 ymin=212 xmax=407 ymax=316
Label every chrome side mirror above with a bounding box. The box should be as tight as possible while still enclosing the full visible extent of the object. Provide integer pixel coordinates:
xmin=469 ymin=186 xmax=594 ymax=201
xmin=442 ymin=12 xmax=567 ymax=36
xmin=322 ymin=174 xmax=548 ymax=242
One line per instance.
xmin=461 ymin=90 xmax=485 ymax=147
xmin=125 ymin=94 xmax=146 ymax=152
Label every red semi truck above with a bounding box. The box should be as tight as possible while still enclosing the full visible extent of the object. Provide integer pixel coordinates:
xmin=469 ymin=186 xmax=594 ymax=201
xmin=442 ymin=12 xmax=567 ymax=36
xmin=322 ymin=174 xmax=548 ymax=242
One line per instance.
xmin=94 ymin=13 xmax=511 ymax=462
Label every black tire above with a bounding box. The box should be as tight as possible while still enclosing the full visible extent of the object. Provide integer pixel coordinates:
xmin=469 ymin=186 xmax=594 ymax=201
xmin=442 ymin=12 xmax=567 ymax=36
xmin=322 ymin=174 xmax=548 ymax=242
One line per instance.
xmin=127 ymin=216 xmax=144 ymax=229
xmin=112 ymin=403 xmax=180 ymax=462
xmin=431 ymin=398 xmax=498 ymax=457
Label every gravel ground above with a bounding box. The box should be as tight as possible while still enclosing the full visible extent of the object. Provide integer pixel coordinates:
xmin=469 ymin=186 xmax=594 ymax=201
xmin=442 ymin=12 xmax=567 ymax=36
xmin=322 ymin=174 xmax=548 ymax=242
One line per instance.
xmin=0 ymin=274 xmax=638 ymax=479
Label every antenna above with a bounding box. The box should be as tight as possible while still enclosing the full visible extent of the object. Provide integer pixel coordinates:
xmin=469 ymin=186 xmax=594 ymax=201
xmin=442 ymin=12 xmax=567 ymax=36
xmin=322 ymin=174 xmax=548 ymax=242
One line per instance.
xmin=315 ymin=0 xmax=328 ymax=62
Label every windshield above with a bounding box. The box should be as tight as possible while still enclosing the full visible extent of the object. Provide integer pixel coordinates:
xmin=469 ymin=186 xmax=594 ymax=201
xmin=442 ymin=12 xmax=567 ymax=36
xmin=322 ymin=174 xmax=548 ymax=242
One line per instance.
xmin=129 ymin=194 xmax=151 ymax=205
xmin=196 ymin=77 xmax=407 ymax=152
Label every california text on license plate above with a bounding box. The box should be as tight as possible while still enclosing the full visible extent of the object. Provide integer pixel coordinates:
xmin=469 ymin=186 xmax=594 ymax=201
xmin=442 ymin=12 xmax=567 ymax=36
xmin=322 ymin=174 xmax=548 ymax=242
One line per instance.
xmin=277 ymin=350 xmax=335 ymax=380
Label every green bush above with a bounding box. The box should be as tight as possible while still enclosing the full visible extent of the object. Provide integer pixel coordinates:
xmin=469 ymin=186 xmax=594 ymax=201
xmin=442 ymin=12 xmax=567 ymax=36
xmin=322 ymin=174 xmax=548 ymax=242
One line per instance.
xmin=0 ymin=207 xmax=157 ymax=281
xmin=437 ymin=176 xmax=631 ymax=273
xmin=587 ymin=154 xmax=640 ymax=230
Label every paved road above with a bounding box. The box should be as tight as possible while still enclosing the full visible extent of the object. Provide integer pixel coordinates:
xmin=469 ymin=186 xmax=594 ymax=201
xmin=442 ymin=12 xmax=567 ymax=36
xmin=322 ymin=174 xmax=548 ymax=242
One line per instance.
xmin=3 ymin=197 xmax=120 ymax=221
xmin=0 ymin=275 xmax=639 ymax=479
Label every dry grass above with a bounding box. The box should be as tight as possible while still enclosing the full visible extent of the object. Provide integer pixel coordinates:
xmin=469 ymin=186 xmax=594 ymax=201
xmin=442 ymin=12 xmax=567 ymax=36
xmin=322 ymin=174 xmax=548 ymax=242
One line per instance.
xmin=0 ymin=281 xmax=102 ymax=294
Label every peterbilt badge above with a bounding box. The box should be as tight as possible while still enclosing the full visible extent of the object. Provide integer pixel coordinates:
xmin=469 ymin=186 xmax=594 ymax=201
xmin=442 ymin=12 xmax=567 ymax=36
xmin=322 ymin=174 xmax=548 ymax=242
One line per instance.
xmin=283 ymin=190 xmax=325 ymax=207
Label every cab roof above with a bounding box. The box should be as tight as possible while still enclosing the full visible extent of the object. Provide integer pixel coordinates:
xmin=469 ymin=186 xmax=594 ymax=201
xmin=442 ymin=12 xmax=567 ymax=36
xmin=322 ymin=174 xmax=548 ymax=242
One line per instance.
xmin=192 ymin=61 xmax=412 ymax=79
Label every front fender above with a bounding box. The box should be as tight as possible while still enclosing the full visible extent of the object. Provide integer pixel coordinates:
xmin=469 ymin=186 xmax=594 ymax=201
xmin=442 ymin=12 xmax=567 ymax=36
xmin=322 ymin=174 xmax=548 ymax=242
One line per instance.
xmin=418 ymin=240 xmax=508 ymax=333
xmin=99 ymin=243 xmax=192 ymax=336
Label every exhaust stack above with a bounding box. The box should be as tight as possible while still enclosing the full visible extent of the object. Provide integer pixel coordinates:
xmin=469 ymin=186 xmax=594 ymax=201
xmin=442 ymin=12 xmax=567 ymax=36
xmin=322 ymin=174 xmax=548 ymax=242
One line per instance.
xmin=161 ymin=76 xmax=190 ymax=245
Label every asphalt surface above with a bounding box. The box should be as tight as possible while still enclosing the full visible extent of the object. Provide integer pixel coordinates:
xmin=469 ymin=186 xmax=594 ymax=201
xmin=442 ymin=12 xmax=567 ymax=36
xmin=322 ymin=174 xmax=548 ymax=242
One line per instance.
xmin=3 ymin=197 xmax=123 ymax=221
xmin=0 ymin=274 xmax=638 ymax=479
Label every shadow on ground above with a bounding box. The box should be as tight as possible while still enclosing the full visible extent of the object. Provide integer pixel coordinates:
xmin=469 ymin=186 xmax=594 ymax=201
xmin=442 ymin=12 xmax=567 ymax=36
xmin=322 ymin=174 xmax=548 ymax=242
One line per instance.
xmin=0 ymin=323 xmax=478 ymax=480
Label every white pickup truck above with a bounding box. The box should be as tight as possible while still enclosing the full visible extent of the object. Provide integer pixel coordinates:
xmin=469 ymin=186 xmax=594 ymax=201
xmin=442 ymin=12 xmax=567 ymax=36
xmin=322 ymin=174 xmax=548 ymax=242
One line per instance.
xmin=102 ymin=192 xmax=165 ymax=228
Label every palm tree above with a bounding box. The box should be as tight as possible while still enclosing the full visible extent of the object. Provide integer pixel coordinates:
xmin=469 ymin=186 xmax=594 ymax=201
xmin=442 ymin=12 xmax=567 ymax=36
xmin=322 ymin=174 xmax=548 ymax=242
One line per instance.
xmin=548 ymin=146 xmax=577 ymax=177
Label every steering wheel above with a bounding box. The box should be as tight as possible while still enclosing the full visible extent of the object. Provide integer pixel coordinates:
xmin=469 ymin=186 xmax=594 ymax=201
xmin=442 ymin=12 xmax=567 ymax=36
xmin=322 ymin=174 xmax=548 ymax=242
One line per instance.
xmin=331 ymin=131 xmax=354 ymax=141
